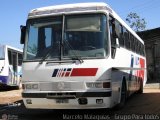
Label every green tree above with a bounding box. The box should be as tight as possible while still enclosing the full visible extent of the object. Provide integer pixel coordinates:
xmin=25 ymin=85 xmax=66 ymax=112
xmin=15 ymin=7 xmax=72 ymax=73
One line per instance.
xmin=126 ymin=12 xmax=147 ymax=32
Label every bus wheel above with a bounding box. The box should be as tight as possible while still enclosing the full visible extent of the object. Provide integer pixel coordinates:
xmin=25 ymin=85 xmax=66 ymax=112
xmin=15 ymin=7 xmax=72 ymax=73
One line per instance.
xmin=137 ymin=79 xmax=143 ymax=94
xmin=117 ymin=81 xmax=127 ymax=109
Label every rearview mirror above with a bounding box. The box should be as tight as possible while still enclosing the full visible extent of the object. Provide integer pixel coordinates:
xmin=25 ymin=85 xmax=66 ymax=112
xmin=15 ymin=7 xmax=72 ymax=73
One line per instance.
xmin=20 ymin=25 xmax=26 ymax=44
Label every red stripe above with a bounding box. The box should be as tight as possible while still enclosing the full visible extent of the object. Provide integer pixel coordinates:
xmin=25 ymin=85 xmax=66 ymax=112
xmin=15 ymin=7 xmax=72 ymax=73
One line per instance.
xmin=140 ymin=58 xmax=145 ymax=80
xmin=65 ymin=72 xmax=70 ymax=77
xmin=71 ymin=68 xmax=98 ymax=76
xmin=61 ymin=72 xmax=65 ymax=77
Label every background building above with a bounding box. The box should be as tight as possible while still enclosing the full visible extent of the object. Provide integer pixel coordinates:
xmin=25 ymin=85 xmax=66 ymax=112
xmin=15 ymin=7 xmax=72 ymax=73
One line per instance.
xmin=138 ymin=28 xmax=160 ymax=83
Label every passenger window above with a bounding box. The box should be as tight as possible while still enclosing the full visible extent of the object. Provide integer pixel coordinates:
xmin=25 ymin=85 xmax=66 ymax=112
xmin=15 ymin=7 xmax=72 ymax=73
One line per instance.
xmin=131 ymin=35 xmax=135 ymax=52
xmin=142 ymin=45 xmax=145 ymax=56
xmin=135 ymin=40 xmax=139 ymax=54
xmin=115 ymin=20 xmax=124 ymax=47
xmin=123 ymin=28 xmax=130 ymax=50
xmin=109 ymin=16 xmax=117 ymax=59
xmin=18 ymin=53 xmax=23 ymax=66
xmin=8 ymin=50 xmax=12 ymax=65
xmin=109 ymin=16 xmax=116 ymax=47
xmin=119 ymin=25 xmax=124 ymax=47
xmin=130 ymin=35 xmax=134 ymax=52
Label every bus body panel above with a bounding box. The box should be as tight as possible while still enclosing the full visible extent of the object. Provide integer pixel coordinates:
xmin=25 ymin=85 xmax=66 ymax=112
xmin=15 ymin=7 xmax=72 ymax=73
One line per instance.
xmin=22 ymin=50 xmax=146 ymax=109
xmin=21 ymin=2 xmax=147 ymax=109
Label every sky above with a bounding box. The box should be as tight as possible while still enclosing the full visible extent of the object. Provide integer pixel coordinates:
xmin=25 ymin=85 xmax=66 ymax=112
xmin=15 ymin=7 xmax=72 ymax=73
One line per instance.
xmin=0 ymin=0 xmax=160 ymax=49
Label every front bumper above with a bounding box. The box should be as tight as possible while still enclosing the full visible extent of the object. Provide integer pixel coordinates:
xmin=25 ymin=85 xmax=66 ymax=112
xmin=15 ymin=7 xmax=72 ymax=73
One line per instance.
xmin=22 ymin=91 xmax=112 ymax=109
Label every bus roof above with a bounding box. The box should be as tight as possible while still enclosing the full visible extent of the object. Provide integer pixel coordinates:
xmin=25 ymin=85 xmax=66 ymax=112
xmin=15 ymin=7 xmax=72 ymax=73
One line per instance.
xmin=0 ymin=44 xmax=23 ymax=53
xmin=28 ymin=2 xmax=112 ymax=18
xmin=28 ymin=2 xmax=144 ymax=44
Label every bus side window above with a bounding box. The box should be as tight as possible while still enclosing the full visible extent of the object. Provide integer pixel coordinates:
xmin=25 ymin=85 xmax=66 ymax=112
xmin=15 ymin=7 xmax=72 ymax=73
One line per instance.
xmin=138 ymin=41 xmax=141 ymax=54
xmin=18 ymin=53 xmax=23 ymax=66
xmin=131 ymin=34 xmax=135 ymax=52
xmin=109 ymin=16 xmax=116 ymax=47
xmin=143 ymin=45 xmax=145 ymax=56
xmin=8 ymin=50 xmax=12 ymax=65
xmin=141 ymin=44 xmax=145 ymax=56
xmin=123 ymin=28 xmax=130 ymax=50
xmin=130 ymin=34 xmax=133 ymax=52
xmin=119 ymin=24 xmax=124 ymax=47
xmin=8 ymin=49 xmax=18 ymax=71
xmin=12 ymin=52 xmax=18 ymax=73
xmin=135 ymin=39 xmax=139 ymax=54
xmin=109 ymin=16 xmax=117 ymax=59
xmin=115 ymin=20 xmax=124 ymax=47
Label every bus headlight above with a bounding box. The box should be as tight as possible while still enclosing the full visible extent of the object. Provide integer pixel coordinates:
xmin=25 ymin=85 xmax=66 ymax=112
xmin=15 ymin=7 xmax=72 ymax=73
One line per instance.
xmin=86 ymin=82 xmax=110 ymax=88
xmin=25 ymin=84 xmax=39 ymax=89
xmin=26 ymin=84 xmax=32 ymax=89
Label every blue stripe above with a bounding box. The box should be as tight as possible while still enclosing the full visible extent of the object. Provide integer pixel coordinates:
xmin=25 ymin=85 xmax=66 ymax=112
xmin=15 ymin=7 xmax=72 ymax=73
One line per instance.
xmin=0 ymin=75 xmax=8 ymax=84
xmin=52 ymin=69 xmax=58 ymax=77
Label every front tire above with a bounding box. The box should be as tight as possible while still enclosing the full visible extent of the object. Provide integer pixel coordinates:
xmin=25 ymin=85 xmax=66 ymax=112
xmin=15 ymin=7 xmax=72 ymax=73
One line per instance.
xmin=116 ymin=81 xmax=127 ymax=109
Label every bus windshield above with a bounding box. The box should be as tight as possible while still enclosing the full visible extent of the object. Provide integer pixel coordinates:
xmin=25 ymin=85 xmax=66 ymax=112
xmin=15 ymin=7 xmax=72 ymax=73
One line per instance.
xmin=0 ymin=45 xmax=5 ymax=60
xmin=24 ymin=14 xmax=108 ymax=61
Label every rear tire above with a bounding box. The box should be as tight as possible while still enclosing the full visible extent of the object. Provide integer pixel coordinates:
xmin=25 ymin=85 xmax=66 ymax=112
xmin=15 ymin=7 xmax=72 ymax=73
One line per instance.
xmin=137 ymin=79 xmax=143 ymax=94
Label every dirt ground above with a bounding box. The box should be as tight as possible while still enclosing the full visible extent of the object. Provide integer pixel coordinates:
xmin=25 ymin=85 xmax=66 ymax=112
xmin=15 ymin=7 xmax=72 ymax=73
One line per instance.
xmin=0 ymin=89 xmax=22 ymax=104
xmin=143 ymin=88 xmax=160 ymax=93
xmin=0 ymin=88 xmax=160 ymax=120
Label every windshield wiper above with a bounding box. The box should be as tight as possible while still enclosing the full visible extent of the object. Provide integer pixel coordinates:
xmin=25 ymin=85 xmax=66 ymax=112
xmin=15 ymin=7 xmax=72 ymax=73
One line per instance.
xmin=39 ymin=40 xmax=83 ymax=64
xmin=39 ymin=47 xmax=53 ymax=64
xmin=63 ymin=39 xmax=83 ymax=64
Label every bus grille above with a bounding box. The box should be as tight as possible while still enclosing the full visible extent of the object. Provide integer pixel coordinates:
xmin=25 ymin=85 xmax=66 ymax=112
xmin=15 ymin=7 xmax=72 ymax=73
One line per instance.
xmin=39 ymin=82 xmax=85 ymax=91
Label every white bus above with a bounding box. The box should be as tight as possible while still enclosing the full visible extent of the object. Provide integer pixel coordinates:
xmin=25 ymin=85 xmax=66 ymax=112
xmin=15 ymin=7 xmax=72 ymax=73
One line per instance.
xmin=0 ymin=45 xmax=23 ymax=88
xmin=20 ymin=2 xmax=147 ymax=109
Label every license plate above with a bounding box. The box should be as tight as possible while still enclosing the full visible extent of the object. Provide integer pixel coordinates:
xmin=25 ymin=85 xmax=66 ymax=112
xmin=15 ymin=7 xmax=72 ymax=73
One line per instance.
xmin=56 ymin=99 xmax=69 ymax=104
